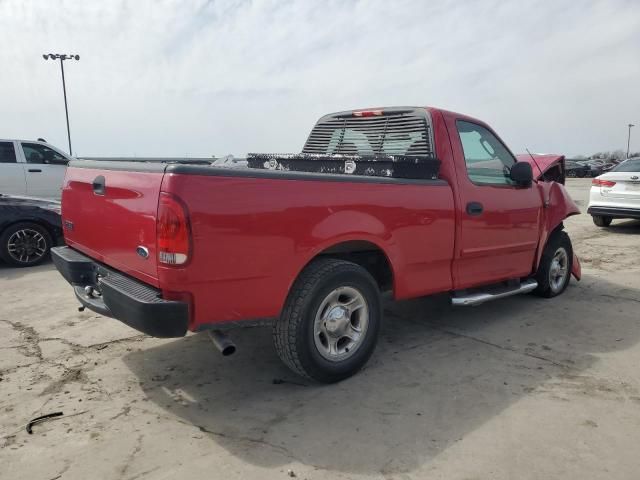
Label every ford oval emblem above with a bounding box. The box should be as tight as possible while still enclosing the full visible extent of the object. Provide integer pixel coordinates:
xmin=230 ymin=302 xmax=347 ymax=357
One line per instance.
xmin=632 ymin=175 xmax=639 ymax=180
xmin=136 ymin=246 xmax=149 ymax=259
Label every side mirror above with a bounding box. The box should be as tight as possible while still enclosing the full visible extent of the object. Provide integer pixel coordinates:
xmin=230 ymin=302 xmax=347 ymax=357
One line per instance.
xmin=49 ymin=158 xmax=69 ymax=166
xmin=510 ymin=161 xmax=533 ymax=186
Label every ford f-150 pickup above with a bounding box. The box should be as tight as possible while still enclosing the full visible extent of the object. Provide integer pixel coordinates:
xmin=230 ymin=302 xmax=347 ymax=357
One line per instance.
xmin=51 ymin=106 xmax=581 ymax=383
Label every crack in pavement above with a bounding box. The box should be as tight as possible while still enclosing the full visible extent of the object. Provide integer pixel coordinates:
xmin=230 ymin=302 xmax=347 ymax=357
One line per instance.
xmin=0 ymin=318 xmax=43 ymax=360
xmin=394 ymin=315 xmax=574 ymax=370
xmin=0 ymin=319 xmax=125 ymax=406
xmin=118 ymin=434 xmax=144 ymax=479
xmin=195 ymin=424 xmax=301 ymax=461
xmin=425 ymin=322 xmax=573 ymax=369
xmin=597 ymin=293 xmax=640 ymax=305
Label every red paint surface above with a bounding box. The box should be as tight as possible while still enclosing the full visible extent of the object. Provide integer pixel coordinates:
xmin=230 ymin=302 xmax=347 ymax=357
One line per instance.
xmin=572 ymin=253 xmax=582 ymax=281
xmin=61 ymin=107 xmax=581 ymax=330
xmin=159 ymin=173 xmax=455 ymax=327
xmin=516 ymin=153 xmax=565 ymax=180
xmin=62 ymin=168 xmax=163 ymax=287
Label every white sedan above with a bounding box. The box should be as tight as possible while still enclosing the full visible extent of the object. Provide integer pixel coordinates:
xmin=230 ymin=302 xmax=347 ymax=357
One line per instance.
xmin=588 ymin=158 xmax=640 ymax=227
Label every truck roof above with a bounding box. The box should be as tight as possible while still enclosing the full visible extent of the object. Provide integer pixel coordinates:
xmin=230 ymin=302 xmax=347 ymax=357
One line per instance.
xmin=317 ymin=106 xmax=488 ymax=125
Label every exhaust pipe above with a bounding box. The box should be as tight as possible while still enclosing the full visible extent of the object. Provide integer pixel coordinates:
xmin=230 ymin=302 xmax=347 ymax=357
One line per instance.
xmin=208 ymin=330 xmax=236 ymax=356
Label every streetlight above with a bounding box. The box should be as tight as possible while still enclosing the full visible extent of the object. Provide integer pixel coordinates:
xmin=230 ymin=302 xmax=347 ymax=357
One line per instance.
xmin=627 ymin=123 xmax=635 ymax=159
xmin=42 ymin=53 xmax=80 ymax=156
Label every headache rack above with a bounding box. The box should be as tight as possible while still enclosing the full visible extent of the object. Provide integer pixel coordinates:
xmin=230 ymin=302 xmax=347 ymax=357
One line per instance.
xmin=248 ymin=108 xmax=439 ymax=180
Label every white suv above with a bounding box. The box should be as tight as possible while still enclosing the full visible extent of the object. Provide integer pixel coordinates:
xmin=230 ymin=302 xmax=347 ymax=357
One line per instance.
xmin=0 ymin=139 xmax=72 ymax=199
xmin=588 ymin=158 xmax=640 ymax=227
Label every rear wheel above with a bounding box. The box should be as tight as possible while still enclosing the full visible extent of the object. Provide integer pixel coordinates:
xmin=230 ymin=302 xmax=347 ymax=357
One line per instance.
xmin=0 ymin=222 xmax=52 ymax=267
xmin=592 ymin=215 xmax=612 ymax=227
xmin=533 ymin=230 xmax=573 ymax=298
xmin=273 ymin=258 xmax=381 ymax=383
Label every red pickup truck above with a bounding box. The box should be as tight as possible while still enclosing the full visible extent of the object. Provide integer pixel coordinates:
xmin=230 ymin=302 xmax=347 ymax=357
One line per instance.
xmin=52 ymin=106 xmax=580 ymax=383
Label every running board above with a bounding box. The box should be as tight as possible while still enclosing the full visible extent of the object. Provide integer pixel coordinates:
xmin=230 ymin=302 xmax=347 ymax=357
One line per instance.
xmin=451 ymin=279 xmax=538 ymax=307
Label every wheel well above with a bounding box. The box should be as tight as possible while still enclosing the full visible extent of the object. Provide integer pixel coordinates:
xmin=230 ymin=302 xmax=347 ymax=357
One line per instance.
xmin=316 ymin=241 xmax=393 ymax=292
xmin=550 ymin=222 xmax=565 ymax=236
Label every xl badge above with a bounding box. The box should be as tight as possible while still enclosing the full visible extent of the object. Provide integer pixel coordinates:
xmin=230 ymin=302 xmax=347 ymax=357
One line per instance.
xmin=136 ymin=246 xmax=150 ymax=259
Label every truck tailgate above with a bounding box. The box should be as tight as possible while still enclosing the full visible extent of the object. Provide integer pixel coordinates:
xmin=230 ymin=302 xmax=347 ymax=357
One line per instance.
xmin=61 ymin=162 xmax=165 ymax=287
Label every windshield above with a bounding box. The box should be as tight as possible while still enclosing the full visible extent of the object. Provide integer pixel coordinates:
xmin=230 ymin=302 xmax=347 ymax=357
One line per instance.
xmin=612 ymin=159 xmax=640 ymax=172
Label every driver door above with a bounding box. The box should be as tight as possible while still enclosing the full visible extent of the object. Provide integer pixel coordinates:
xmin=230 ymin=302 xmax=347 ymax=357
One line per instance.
xmin=450 ymin=120 xmax=542 ymax=289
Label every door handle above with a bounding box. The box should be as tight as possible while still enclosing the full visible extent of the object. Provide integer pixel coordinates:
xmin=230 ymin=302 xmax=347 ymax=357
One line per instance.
xmin=28 ymin=169 xmax=42 ymax=173
xmin=93 ymin=175 xmax=106 ymax=195
xmin=466 ymin=201 xmax=483 ymax=216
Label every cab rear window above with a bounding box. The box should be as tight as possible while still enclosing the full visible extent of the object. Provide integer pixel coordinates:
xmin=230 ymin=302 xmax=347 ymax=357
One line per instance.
xmin=303 ymin=111 xmax=433 ymax=156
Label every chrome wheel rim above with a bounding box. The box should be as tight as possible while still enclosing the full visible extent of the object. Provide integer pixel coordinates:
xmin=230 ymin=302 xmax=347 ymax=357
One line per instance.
xmin=549 ymin=247 xmax=569 ymax=293
xmin=7 ymin=229 xmax=47 ymax=264
xmin=314 ymin=286 xmax=369 ymax=362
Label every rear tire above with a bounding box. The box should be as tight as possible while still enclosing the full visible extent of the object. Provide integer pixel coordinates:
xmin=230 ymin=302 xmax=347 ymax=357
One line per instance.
xmin=592 ymin=215 xmax=612 ymax=227
xmin=273 ymin=258 xmax=382 ymax=383
xmin=0 ymin=222 xmax=52 ymax=267
xmin=533 ymin=230 xmax=573 ymax=298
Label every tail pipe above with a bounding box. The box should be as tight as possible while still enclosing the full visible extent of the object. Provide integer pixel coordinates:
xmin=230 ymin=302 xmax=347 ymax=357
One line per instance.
xmin=208 ymin=330 xmax=236 ymax=356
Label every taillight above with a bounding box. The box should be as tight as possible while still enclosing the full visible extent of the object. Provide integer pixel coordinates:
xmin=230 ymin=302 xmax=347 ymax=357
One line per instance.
xmin=592 ymin=178 xmax=616 ymax=187
xmin=157 ymin=192 xmax=190 ymax=265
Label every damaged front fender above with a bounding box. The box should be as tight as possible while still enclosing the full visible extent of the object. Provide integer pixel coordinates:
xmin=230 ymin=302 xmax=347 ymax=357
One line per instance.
xmin=535 ymin=181 xmax=581 ymax=279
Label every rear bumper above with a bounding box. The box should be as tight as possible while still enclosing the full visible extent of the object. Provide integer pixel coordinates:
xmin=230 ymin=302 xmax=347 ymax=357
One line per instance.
xmin=51 ymin=246 xmax=188 ymax=338
xmin=587 ymin=206 xmax=640 ymax=219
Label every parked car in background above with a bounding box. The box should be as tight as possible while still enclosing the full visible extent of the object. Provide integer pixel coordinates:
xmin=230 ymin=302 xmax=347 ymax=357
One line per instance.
xmin=0 ymin=194 xmax=62 ymax=267
xmin=588 ymin=158 xmax=640 ymax=226
xmin=586 ymin=161 xmax=606 ymax=177
xmin=576 ymin=160 xmax=605 ymax=177
xmin=0 ymin=139 xmax=72 ymax=200
xmin=52 ymin=106 xmax=581 ymax=383
xmin=565 ymin=160 xmax=590 ymax=178
xmin=576 ymin=159 xmax=624 ymax=177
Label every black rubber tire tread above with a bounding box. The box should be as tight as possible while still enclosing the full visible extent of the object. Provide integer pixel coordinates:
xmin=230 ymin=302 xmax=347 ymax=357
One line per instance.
xmin=273 ymin=257 xmax=381 ymax=383
xmin=592 ymin=215 xmax=612 ymax=227
xmin=533 ymin=230 xmax=573 ymax=298
xmin=0 ymin=222 xmax=53 ymax=267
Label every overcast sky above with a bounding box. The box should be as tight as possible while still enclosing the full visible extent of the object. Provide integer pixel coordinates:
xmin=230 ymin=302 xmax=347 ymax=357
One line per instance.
xmin=1 ymin=0 xmax=639 ymax=158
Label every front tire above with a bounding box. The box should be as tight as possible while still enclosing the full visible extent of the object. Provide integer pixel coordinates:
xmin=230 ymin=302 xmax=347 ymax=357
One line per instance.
xmin=533 ymin=230 xmax=573 ymax=298
xmin=0 ymin=222 xmax=52 ymax=267
xmin=592 ymin=215 xmax=612 ymax=227
xmin=273 ymin=258 xmax=382 ymax=383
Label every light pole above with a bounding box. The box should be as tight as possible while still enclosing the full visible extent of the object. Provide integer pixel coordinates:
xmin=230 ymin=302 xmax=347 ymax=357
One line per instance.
xmin=43 ymin=53 xmax=80 ymax=156
xmin=627 ymin=123 xmax=635 ymax=159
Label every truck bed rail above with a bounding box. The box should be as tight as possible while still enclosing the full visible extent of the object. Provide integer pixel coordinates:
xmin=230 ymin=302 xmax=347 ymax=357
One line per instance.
xmin=247 ymin=153 xmax=440 ymax=180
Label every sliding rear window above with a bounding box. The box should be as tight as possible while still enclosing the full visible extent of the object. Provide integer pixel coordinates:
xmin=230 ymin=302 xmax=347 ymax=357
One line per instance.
xmin=302 ymin=109 xmax=433 ymax=156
